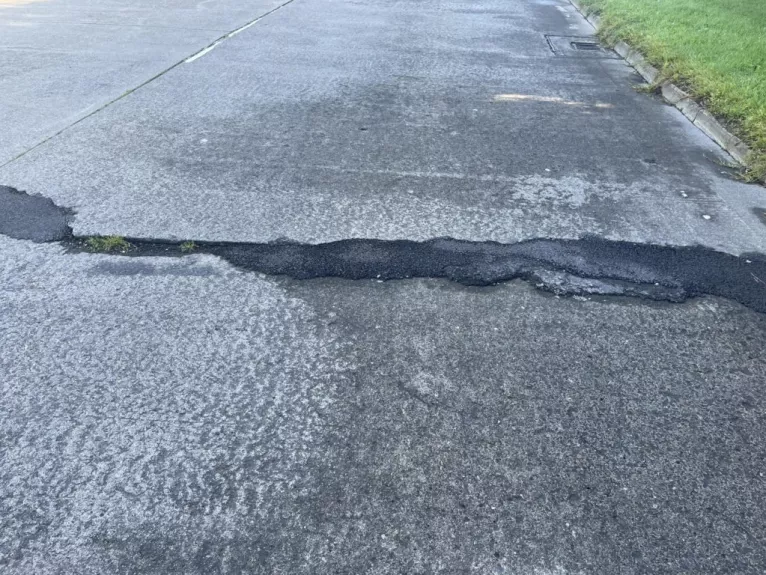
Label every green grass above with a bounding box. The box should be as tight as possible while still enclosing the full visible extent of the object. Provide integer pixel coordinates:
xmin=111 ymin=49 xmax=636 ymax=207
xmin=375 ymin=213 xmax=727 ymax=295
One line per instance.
xmin=579 ymin=0 xmax=766 ymax=181
xmin=85 ymin=236 xmax=131 ymax=253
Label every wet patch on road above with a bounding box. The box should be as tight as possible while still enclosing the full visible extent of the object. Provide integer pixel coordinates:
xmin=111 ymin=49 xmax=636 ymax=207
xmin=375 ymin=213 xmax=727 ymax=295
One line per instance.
xmin=2 ymin=186 xmax=766 ymax=312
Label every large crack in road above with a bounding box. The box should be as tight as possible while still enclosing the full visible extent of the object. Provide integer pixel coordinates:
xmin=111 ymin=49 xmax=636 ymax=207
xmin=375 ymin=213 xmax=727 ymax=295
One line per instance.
xmin=3 ymin=184 xmax=766 ymax=312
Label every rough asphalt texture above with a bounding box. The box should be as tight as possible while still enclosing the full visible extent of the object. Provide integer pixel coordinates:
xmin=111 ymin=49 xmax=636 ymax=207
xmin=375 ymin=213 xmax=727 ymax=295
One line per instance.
xmin=3 ymin=236 xmax=766 ymax=575
xmin=2 ymin=0 xmax=766 ymax=574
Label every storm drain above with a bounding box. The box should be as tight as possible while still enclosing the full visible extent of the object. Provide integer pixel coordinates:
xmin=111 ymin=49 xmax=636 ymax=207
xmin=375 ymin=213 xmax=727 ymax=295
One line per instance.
xmin=571 ymin=41 xmax=600 ymax=51
xmin=545 ymin=35 xmax=619 ymax=59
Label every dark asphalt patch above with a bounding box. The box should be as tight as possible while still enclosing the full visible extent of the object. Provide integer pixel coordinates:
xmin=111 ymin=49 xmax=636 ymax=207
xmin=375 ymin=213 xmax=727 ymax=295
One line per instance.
xmin=0 ymin=186 xmax=72 ymax=242
xmin=72 ymin=236 xmax=766 ymax=313
xmin=3 ymin=185 xmax=765 ymax=312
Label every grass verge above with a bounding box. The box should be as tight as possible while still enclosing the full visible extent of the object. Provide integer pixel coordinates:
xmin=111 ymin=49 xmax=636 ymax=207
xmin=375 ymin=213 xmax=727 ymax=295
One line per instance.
xmin=579 ymin=0 xmax=766 ymax=182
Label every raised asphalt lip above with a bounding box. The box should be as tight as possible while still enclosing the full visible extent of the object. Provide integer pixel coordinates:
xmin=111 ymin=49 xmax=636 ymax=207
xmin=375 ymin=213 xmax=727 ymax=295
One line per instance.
xmin=2 ymin=185 xmax=766 ymax=312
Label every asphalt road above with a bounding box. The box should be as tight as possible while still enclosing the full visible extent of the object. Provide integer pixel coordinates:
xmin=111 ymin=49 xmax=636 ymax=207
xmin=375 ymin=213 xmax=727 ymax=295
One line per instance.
xmin=1 ymin=0 xmax=766 ymax=573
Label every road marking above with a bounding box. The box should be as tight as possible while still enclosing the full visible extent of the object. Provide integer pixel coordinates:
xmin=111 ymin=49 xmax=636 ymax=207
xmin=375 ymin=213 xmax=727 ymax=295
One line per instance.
xmin=185 ymin=42 xmax=222 ymax=63
xmin=493 ymin=94 xmax=613 ymax=108
xmin=0 ymin=0 xmax=298 ymax=170
xmin=185 ymin=0 xmax=295 ymax=63
xmin=228 ymin=18 xmax=262 ymax=38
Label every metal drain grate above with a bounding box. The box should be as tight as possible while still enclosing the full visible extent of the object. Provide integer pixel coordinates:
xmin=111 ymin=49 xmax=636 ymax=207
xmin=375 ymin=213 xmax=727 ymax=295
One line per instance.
xmin=571 ymin=41 xmax=600 ymax=51
xmin=544 ymin=35 xmax=620 ymax=59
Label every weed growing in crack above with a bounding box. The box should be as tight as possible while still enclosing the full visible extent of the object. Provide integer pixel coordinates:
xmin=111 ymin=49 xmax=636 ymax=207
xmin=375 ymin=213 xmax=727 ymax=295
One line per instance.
xmin=85 ymin=236 xmax=131 ymax=253
xmin=180 ymin=241 xmax=197 ymax=253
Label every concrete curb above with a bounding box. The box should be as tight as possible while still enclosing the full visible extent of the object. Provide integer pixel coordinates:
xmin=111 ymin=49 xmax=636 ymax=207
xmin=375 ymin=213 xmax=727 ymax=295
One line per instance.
xmin=568 ymin=0 xmax=751 ymax=166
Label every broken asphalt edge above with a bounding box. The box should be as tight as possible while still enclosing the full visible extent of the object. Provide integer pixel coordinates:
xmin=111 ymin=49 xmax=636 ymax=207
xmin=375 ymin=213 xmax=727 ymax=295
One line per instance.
xmin=568 ymin=0 xmax=751 ymax=167
xmin=63 ymin=234 xmax=766 ymax=314
xmin=3 ymin=184 xmax=766 ymax=313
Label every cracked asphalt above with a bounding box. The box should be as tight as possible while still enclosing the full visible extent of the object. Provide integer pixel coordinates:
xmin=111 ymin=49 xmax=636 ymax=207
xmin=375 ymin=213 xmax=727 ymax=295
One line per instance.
xmin=2 ymin=0 xmax=766 ymax=573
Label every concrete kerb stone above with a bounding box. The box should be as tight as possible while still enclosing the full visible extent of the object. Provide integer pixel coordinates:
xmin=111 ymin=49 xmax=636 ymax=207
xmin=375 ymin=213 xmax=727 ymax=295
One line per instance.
xmin=568 ymin=0 xmax=751 ymax=167
xmin=660 ymin=82 xmax=688 ymax=106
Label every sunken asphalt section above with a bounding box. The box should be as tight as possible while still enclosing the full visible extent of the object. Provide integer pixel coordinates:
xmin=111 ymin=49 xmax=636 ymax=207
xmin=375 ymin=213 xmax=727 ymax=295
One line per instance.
xmin=2 ymin=0 xmax=766 ymax=574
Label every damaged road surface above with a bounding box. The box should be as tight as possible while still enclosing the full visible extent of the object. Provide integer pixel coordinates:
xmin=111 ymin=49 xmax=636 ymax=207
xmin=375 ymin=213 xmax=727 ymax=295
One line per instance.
xmin=5 ymin=184 xmax=766 ymax=312
xmin=1 ymin=0 xmax=766 ymax=574
xmin=3 ymin=235 xmax=766 ymax=574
